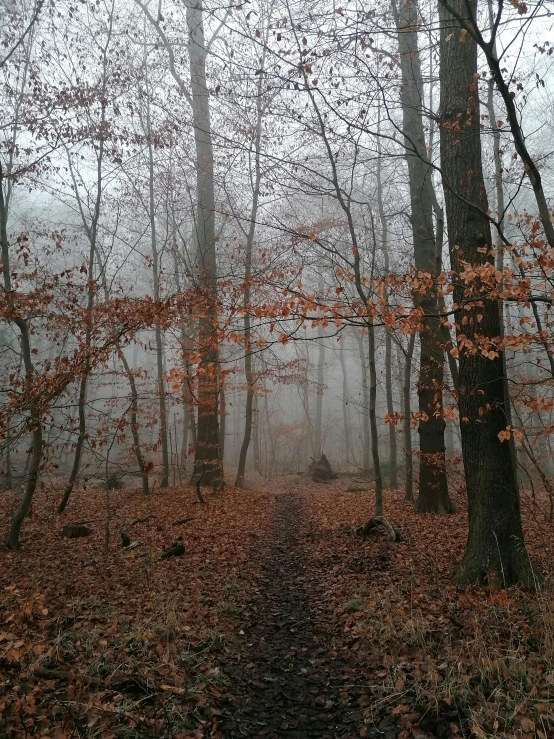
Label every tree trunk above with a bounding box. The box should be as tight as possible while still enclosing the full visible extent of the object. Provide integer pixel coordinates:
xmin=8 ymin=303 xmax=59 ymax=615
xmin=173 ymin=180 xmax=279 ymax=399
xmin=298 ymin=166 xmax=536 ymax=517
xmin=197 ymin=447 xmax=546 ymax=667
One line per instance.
xmin=392 ymin=0 xmax=452 ymax=513
xmin=170 ymin=204 xmax=197 ymax=476
xmin=219 ymin=381 xmax=226 ymax=465
xmin=338 ymin=339 xmax=351 ymax=469
xmin=252 ymin=392 xmax=261 ymax=474
xmin=59 ymin=119 xmax=107 ymax=513
xmin=485 ymin=0 xmax=519 ymax=486
xmin=375 ymin=127 xmax=398 ymax=488
xmin=5 ymin=426 xmax=12 ymax=489
xmin=181 ymin=403 xmax=190 ymax=471
xmin=384 ymin=327 xmax=397 ymax=488
xmin=402 ymin=334 xmax=416 ymax=501
xmin=143 ymin=88 xmax=170 ymax=488
xmin=235 ymin=51 xmax=265 ymax=487
xmin=119 ymin=348 xmax=149 ymax=494
xmin=187 ymin=0 xmax=223 ymax=488
xmin=439 ymin=0 xmax=533 ymax=587
xmin=1 ymin=172 xmax=43 ymax=548
xmin=314 ymin=326 xmax=325 ymax=458
xmin=302 ymin=346 xmax=316 ymax=459
xmin=355 ymin=331 xmax=371 ymax=474
xmin=368 ymin=322 xmax=383 ymax=515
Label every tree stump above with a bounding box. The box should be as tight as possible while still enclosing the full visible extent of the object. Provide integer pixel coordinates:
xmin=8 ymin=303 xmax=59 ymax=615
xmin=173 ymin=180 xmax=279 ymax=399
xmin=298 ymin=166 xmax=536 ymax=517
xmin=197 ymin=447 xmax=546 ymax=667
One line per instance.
xmin=308 ymin=454 xmax=339 ymax=483
xmin=160 ymin=539 xmax=185 ymax=560
xmin=106 ymin=475 xmax=123 ymax=491
xmin=356 ymin=516 xmax=400 ymax=542
xmin=61 ymin=523 xmax=91 ymax=539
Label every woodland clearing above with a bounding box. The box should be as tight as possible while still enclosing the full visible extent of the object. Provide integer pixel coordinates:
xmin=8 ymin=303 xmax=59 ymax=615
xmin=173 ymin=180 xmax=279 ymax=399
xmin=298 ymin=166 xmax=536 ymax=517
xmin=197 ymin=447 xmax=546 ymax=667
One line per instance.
xmin=1 ymin=479 xmax=554 ymax=739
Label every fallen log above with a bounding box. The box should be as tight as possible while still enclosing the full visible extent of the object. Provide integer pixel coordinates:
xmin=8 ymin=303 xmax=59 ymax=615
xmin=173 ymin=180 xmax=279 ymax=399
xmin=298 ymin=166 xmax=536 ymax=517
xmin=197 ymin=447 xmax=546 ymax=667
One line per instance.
xmin=130 ymin=516 xmax=151 ymax=526
xmin=34 ymin=666 xmax=107 ymax=688
xmin=33 ymin=666 xmax=150 ymax=695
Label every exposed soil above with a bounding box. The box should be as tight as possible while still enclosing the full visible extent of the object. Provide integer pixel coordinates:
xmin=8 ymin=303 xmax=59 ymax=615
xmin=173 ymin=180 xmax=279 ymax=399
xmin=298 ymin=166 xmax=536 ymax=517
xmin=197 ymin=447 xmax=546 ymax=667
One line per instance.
xmin=217 ymin=491 xmax=388 ymax=738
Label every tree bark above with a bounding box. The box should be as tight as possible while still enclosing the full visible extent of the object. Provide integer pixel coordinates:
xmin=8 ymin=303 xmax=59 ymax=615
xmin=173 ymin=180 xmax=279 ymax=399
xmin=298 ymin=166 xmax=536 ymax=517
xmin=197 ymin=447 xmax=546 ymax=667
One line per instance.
xmin=235 ymin=49 xmax=265 ymax=487
xmin=187 ymin=0 xmax=223 ymax=488
xmin=368 ymin=323 xmax=383 ymax=515
xmin=1 ymin=167 xmax=43 ymax=548
xmin=355 ymin=330 xmax=371 ymax=474
xmin=143 ymin=90 xmax=170 ymax=488
xmin=484 ymin=0 xmax=519 ymax=488
xmin=392 ymin=0 xmax=452 ymax=513
xmin=376 ymin=125 xmax=398 ymax=488
xmin=58 ymin=30 xmax=113 ymax=511
xmin=402 ymin=334 xmax=416 ymax=501
xmin=219 ymin=380 xmax=226 ymax=466
xmin=314 ymin=326 xmax=325 ymax=458
xmin=338 ymin=338 xmax=351 ymax=469
xmin=439 ymin=0 xmax=534 ymax=586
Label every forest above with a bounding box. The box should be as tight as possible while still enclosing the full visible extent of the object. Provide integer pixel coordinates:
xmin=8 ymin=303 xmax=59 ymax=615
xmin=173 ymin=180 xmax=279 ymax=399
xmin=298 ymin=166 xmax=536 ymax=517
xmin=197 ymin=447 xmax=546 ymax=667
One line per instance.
xmin=1 ymin=0 xmax=554 ymax=736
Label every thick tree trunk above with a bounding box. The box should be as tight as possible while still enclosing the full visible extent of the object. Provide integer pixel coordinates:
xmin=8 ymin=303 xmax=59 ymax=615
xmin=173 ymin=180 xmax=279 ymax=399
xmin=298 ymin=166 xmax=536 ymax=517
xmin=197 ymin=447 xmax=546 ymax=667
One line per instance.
xmin=439 ymin=0 xmax=533 ymax=587
xmin=187 ymin=0 xmax=223 ymax=488
xmin=393 ymin=0 xmax=452 ymax=513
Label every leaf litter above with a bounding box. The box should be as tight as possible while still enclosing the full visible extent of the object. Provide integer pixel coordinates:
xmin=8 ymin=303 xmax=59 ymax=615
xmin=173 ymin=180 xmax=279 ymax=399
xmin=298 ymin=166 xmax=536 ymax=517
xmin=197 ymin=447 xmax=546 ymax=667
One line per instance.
xmin=1 ymin=477 xmax=554 ymax=738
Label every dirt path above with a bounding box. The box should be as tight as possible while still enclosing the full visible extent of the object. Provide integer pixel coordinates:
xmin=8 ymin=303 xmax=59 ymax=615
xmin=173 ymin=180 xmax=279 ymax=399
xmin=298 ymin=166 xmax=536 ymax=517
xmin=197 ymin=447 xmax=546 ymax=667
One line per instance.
xmin=218 ymin=491 xmax=372 ymax=739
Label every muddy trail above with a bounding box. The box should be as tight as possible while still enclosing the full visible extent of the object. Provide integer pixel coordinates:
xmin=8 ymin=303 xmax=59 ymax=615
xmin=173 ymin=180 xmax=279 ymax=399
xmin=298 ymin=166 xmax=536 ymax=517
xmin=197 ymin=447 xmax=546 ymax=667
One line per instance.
xmin=218 ymin=491 xmax=382 ymax=739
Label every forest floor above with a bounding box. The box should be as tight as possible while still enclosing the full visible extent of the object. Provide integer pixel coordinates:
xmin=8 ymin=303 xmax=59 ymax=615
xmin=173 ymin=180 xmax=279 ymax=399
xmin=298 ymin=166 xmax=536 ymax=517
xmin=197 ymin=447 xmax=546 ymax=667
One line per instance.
xmin=1 ymin=476 xmax=554 ymax=738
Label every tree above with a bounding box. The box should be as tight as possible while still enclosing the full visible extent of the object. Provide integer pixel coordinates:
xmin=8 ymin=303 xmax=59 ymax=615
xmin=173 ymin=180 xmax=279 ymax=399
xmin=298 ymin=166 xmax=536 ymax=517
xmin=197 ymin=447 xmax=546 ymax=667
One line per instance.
xmin=58 ymin=7 xmax=114 ymax=511
xmin=438 ymin=0 xmax=534 ymax=586
xmin=1 ymin=164 xmax=43 ymax=549
xmin=392 ymin=0 xmax=453 ymax=513
xmin=1 ymin=18 xmax=43 ymax=548
xmin=135 ymin=0 xmax=223 ymax=488
xmin=235 ymin=42 xmax=267 ymax=487
xmin=376 ymin=123 xmax=398 ymax=489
